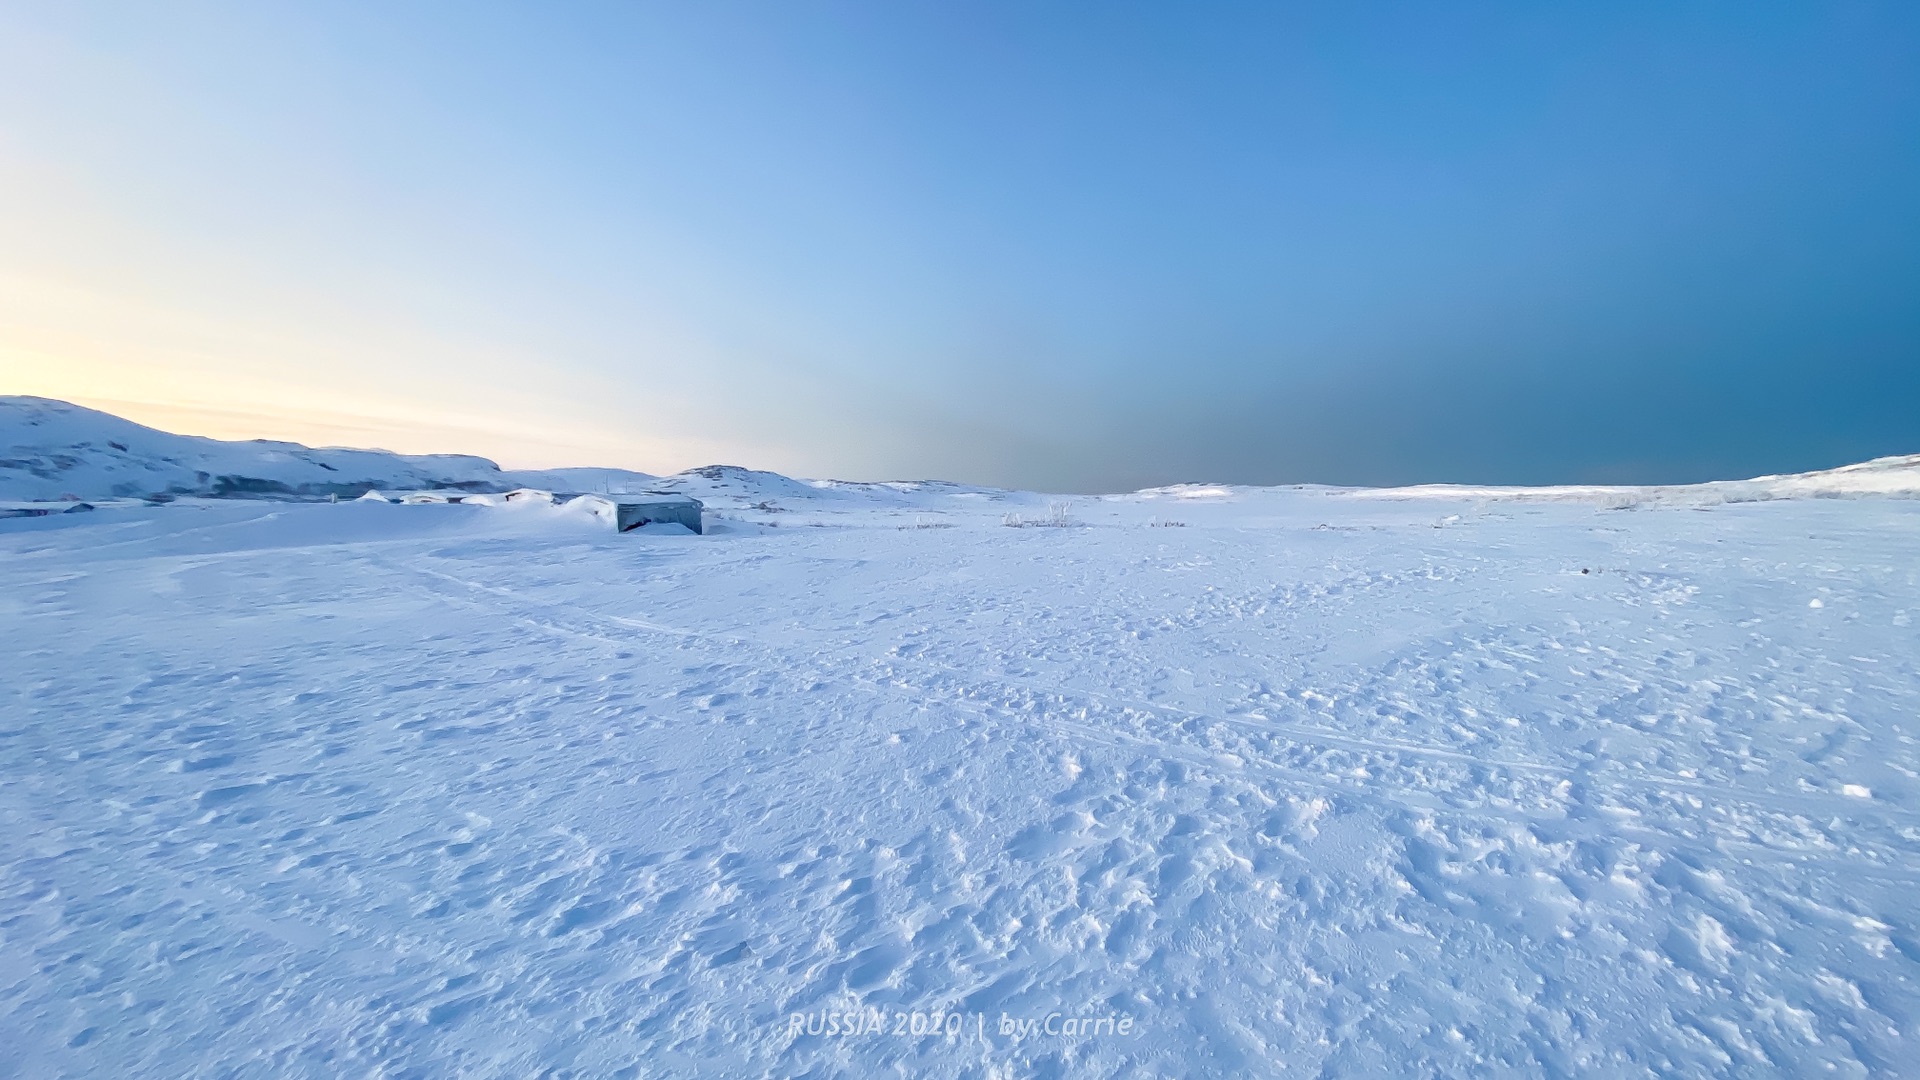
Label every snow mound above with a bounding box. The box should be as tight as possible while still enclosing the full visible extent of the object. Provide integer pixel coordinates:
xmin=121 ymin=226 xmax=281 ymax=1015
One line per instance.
xmin=640 ymin=465 xmax=831 ymax=505
xmin=508 ymin=466 xmax=660 ymax=495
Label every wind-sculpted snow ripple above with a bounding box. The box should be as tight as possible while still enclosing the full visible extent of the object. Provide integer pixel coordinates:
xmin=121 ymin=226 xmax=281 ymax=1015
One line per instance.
xmin=2 ymin=495 xmax=1918 ymax=1076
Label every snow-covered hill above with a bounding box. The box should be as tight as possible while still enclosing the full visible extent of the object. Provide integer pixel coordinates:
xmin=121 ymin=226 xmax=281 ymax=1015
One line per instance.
xmin=0 ymin=396 xmax=661 ymax=502
xmin=1328 ymin=453 xmax=1920 ymax=506
xmin=0 ymin=397 xmax=1031 ymax=512
xmin=7 ymin=396 xmax=1919 ymax=511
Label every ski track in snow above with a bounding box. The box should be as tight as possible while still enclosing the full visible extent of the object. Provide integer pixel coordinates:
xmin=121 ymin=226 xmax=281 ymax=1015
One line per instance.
xmin=3 ymin=494 xmax=1920 ymax=1077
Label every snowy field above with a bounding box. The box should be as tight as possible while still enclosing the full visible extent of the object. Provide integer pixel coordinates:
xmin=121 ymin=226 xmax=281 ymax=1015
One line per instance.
xmin=4 ymin=483 xmax=1920 ymax=1077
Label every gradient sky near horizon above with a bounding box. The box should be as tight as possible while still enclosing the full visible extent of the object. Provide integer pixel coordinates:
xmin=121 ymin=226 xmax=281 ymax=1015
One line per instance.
xmin=3 ymin=3 xmax=1917 ymax=491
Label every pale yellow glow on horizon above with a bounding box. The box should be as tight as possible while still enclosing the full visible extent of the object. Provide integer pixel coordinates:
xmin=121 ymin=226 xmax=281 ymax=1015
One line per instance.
xmin=0 ymin=99 xmax=795 ymax=479
xmin=0 ymin=271 xmax=748 ymax=474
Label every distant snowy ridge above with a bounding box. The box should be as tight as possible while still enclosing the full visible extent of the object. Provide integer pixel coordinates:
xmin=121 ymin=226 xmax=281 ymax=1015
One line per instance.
xmin=4 ymin=395 xmax=1916 ymax=506
xmin=0 ymin=397 xmax=1023 ymax=508
xmin=0 ymin=396 xmax=659 ymax=502
xmin=1121 ymin=456 xmax=1920 ymax=509
xmin=1324 ymin=453 xmax=1920 ymax=507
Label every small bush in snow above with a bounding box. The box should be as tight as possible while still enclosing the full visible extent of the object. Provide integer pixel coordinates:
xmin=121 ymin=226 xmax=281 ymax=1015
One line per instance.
xmin=1002 ymin=501 xmax=1076 ymax=528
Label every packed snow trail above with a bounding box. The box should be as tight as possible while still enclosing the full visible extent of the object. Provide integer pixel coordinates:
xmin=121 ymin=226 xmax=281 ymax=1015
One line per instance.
xmin=3 ymin=492 xmax=1919 ymax=1077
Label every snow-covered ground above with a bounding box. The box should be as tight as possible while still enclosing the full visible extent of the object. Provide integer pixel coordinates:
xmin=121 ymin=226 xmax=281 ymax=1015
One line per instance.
xmin=4 ymin=430 xmax=1920 ymax=1076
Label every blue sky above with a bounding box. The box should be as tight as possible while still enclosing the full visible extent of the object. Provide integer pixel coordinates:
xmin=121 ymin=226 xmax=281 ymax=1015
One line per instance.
xmin=3 ymin=3 xmax=1916 ymax=489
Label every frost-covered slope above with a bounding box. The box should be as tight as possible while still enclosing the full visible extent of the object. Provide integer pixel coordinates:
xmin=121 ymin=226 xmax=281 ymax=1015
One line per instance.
xmin=0 ymin=397 xmax=1014 ymax=508
xmin=0 ymin=397 xmax=661 ymax=501
xmin=4 ymin=488 xmax=1920 ymax=1076
xmin=9 ymin=396 xmax=1915 ymax=509
xmin=1326 ymin=454 xmax=1920 ymax=506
